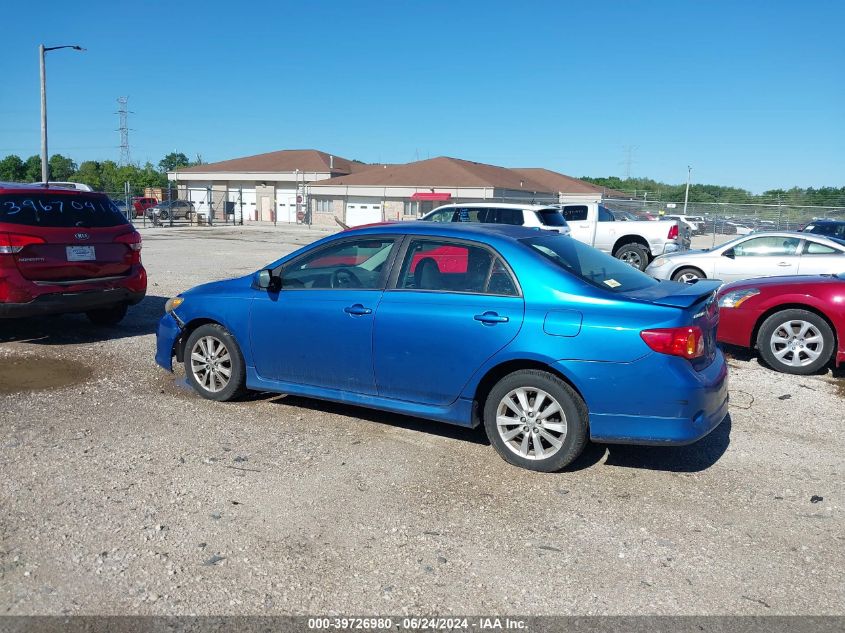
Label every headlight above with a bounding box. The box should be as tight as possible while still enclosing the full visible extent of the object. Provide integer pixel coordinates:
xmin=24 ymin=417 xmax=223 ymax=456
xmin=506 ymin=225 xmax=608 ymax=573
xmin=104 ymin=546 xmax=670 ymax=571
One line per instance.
xmin=718 ymin=288 xmax=760 ymax=308
xmin=651 ymin=257 xmax=668 ymax=268
xmin=165 ymin=297 xmax=184 ymax=313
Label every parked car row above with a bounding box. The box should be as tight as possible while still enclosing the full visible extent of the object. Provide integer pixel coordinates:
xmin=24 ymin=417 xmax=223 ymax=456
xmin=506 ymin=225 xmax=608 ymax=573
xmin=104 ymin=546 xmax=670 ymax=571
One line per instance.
xmin=3 ymin=184 xmax=843 ymax=473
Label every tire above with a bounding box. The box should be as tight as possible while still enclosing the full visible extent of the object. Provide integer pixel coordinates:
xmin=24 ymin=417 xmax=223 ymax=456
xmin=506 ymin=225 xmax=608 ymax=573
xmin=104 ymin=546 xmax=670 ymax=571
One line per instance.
xmin=158 ymin=210 xmax=170 ymax=222
xmin=185 ymin=210 xmax=195 ymax=222
xmin=671 ymin=267 xmax=705 ymax=283
xmin=86 ymin=303 xmax=128 ymax=326
xmin=184 ymin=324 xmax=247 ymax=401
xmin=756 ymin=309 xmax=834 ymax=375
xmin=483 ymin=369 xmax=588 ymax=472
xmin=613 ymin=242 xmax=650 ymax=270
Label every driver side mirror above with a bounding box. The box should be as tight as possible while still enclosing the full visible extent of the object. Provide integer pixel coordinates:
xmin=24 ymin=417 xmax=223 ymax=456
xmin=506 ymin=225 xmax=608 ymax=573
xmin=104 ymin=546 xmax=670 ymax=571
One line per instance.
xmin=723 ymin=249 xmax=735 ymax=259
xmin=257 ymin=269 xmax=282 ymax=292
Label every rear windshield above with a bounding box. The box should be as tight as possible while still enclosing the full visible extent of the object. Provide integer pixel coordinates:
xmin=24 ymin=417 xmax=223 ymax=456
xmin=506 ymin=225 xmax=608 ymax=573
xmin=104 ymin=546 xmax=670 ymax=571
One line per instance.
xmin=536 ymin=209 xmax=568 ymax=226
xmin=0 ymin=193 xmax=129 ymax=228
xmin=522 ymin=234 xmax=658 ymax=292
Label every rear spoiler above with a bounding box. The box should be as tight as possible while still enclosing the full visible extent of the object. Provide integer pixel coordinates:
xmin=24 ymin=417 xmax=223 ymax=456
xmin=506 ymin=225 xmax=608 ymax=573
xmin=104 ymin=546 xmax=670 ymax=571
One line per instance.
xmin=623 ymin=279 xmax=722 ymax=309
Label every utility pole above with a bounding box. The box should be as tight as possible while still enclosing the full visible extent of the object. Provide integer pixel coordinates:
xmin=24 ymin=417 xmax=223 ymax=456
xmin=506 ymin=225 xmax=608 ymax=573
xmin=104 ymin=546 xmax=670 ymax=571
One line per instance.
xmin=39 ymin=44 xmax=84 ymax=182
xmin=622 ymin=145 xmax=637 ymax=180
xmin=682 ymin=165 xmax=692 ymax=215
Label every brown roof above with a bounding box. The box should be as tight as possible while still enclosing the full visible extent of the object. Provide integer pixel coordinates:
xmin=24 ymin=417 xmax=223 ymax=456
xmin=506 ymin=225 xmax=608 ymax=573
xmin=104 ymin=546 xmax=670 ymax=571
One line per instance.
xmin=175 ymin=149 xmax=359 ymax=174
xmin=510 ymin=168 xmax=629 ymax=198
xmin=311 ymin=156 xmax=553 ymax=191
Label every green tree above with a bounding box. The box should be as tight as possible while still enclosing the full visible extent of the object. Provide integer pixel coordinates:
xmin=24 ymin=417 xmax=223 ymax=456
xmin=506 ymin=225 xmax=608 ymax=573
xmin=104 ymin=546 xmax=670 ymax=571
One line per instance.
xmin=72 ymin=160 xmax=104 ymax=191
xmin=23 ymin=155 xmax=42 ymax=182
xmin=0 ymin=155 xmax=25 ymax=181
xmin=158 ymin=152 xmax=191 ymax=172
xmin=48 ymin=154 xmax=77 ymax=180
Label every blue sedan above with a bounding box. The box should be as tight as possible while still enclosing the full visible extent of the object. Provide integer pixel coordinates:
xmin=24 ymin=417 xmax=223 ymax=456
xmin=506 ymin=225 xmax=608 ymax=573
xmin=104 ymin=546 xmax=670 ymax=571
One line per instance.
xmin=156 ymin=223 xmax=728 ymax=472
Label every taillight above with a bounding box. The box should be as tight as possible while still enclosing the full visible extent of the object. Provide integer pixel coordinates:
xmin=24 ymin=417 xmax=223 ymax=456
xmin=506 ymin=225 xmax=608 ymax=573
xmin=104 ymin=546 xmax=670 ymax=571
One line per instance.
xmin=640 ymin=326 xmax=704 ymax=359
xmin=115 ymin=231 xmax=142 ymax=264
xmin=667 ymin=224 xmax=679 ymax=240
xmin=0 ymin=232 xmax=46 ymax=254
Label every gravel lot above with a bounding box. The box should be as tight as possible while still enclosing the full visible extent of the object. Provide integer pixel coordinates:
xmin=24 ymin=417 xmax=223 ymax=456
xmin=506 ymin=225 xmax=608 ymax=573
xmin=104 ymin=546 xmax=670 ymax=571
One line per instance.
xmin=1 ymin=224 xmax=843 ymax=616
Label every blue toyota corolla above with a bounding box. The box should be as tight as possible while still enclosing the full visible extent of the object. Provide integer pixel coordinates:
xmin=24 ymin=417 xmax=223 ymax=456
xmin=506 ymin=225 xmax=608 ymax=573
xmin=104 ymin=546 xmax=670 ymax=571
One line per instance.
xmin=156 ymin=223 xmax=728 ymax=472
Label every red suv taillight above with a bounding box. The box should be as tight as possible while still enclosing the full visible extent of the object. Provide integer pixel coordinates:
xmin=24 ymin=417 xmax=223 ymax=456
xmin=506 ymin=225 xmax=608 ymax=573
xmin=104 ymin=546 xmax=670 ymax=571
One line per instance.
xmin=0 ymin=232 xmax=46 ymax=255
xmin=640 ymin=326 xmax=704 ymax=359
xmin=667 ymin=224 xmax=679 ymax=240
xmin=114 ymin=231 xmax=142 ymax=264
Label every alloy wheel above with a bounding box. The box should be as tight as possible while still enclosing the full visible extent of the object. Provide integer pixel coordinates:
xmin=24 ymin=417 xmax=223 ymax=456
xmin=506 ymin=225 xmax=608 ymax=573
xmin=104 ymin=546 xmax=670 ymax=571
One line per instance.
xmin=190 ymin=335 xmax=232 ymax=393
xmin=769 ymin=319 xmax=824 ymax=368
xmin=496 ymin=387 xmax=568 ymax=461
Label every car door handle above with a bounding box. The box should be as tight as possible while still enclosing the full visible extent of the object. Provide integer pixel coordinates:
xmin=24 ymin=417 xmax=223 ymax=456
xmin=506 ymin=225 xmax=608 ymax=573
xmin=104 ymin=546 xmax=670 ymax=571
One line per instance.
xmin=474 ymin=311 xmax=509 ymax=324
xmin=777 ymin=262 xmax=791 ymax=267
xmin=344 ymin=304 xmax=372 ymax=316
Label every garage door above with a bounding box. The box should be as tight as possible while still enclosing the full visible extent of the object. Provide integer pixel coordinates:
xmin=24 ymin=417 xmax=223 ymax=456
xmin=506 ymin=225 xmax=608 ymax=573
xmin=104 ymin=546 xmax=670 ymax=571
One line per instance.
xmin=188 ymin=187 xmax=210 ymax=217
xmin=345 ymin=198 xmax=383 ymax=227
xmin=226 ymin=189 xmax=252 ymax=223
xmin=275 ymin=188 xmax=297 ymax=223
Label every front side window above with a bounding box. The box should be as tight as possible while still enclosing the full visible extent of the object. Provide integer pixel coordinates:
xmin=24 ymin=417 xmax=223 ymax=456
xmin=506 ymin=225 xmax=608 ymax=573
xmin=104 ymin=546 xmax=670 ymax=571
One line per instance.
xmin=523 ymin=234 xmax=658 ymax=293
xmin=281 ymin=238 xmax=395 ymax=290
xmin=396 ymin=239 xmax=518 ymax=296
xmin=733 ymin=236 xmax=800 ymax=257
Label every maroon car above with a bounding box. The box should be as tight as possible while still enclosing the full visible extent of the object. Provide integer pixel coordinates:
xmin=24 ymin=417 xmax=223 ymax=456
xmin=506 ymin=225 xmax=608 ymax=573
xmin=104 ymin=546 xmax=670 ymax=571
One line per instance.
xmin=717 ymin=274 xmax=845 ymax=374
xmin=0 ymin=183 xmax=146 ymax=325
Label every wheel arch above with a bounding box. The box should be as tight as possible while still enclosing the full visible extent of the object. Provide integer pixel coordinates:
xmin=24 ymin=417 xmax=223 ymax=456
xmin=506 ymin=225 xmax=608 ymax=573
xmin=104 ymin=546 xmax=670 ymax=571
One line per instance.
xmin=751 ymin=303 xmax=838 ymax=351
xmin=612 ymin=235 xmax=651 ymax=256
xmin=471 ymin=359 xmax=587 ymax=427
xmin=671 ymin=265 xmax=707 ymax=281
xmin=174 ymin=317 xmax=224 ymax=362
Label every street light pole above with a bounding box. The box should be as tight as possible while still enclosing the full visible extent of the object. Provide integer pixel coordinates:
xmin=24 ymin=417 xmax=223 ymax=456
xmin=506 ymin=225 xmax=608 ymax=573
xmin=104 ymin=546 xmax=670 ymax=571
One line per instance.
xmin=39 ymin=44 xmax=84 ymax=183
xmin=682 ymin=165 xmax=692 ymax=215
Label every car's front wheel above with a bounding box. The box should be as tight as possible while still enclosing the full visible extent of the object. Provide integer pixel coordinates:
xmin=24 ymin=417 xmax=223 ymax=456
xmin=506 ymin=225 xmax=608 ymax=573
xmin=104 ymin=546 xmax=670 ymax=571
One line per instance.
xmin=483 ymin=370 xmax=588 ymax=472
xmin=614 ymin=242 xmax=650 ymax=270
xmin=672 ymin=267 xmax=705 ymax=283
xmin=756 ymin=309 xmax=834 ymax=375
xmin=184 ymin=324 xmax=247 ymax=401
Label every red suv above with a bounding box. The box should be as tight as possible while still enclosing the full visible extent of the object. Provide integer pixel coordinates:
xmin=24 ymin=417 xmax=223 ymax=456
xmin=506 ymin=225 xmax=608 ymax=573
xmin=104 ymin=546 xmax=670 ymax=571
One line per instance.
xmin=132 ymin=196 xmax=158 ymax=218
xmin=0 ymin=183 xmax=146 ymax=324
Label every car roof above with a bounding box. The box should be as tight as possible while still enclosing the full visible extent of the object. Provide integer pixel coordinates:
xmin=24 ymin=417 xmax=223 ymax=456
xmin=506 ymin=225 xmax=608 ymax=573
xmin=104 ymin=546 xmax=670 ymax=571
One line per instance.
xmin=0 ymin=181 xmax=100 ymax=195
xmin=431 ymin=202 xmax=561 ymax=211
xmin=343 ymin=220 xmax=555 ymax=242
xmin=727 ymin=231 xmax=845 ymax=248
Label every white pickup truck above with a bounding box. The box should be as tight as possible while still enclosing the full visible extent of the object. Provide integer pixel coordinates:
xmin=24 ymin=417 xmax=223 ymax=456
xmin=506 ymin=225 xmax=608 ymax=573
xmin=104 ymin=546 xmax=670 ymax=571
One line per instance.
xmin=557 ymin=203 xmax=690 ymax=270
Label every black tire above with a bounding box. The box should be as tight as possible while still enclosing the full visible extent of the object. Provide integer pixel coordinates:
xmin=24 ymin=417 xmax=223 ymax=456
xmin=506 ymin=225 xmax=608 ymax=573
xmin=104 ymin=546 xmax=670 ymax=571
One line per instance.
xmin=483 ymin=369 xmax=588 ymax=472
xmin=158 ymin=209 xmax=170 ymax=221
xmin=671 ymin=267 xmax=706 ymax=283
xmin=756 ymin=309 xmax=834 ymax=375
xmin=86 ymin=303 xmax=128 ymax=326
xmin=613 ymin=242 xmax=650 ymax=270
xmin=184 ymin=323 xmax=247 ymax=401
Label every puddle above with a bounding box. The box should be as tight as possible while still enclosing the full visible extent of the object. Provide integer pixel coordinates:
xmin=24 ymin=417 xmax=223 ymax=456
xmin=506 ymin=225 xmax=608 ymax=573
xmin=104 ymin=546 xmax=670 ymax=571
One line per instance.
xmin=0 ymin=356 xmax=93 ymax=394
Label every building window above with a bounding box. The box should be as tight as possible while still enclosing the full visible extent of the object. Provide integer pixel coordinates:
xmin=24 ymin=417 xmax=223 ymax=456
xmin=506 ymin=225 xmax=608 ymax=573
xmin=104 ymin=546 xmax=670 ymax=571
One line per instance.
xmin=316 ymin=199 xmax=332 ymax=213
xmin=403 ymin=201 xmax=419 ymax=217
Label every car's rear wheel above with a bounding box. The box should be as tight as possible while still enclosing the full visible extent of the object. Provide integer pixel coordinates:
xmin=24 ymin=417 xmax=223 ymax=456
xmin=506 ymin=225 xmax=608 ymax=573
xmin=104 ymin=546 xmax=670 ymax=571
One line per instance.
xmin=614 ymin=242 xmax=650 ymax=270
xmin=483 ymin=370 xmax=588 ymax=472
xmin=86 ymin=303 xmax=128 ymax=326
xmin=756 ymin=309 xmax=834 ymax=375
xmin=184 ymin=324 xmax=247 ymax=401
xmin=672 ymin=267 xmax=705 ymax=283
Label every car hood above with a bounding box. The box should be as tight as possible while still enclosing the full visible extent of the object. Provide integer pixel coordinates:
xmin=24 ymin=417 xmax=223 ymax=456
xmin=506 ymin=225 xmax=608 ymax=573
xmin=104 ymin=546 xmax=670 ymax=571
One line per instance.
xmin=182 ymin=274 xmax=253 ymax=298
xmin=719 ymin=274 xmax=845 ymax=293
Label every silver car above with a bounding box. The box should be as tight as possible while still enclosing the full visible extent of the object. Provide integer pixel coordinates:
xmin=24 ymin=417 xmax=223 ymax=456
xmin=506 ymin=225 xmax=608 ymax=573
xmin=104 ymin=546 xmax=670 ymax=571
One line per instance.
xmin=646 ymin=231 xmax=845 ymax=283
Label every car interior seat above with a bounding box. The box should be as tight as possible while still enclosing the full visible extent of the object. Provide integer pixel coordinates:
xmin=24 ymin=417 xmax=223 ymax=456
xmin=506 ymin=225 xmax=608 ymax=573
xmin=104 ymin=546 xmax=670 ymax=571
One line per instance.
xmin=414 ymin=257 xmax=443 ymax=290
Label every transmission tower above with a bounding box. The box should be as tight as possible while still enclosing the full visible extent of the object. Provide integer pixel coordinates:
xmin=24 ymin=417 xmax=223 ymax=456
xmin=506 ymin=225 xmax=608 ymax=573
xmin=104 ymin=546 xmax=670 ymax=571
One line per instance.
xmin=116 ymin=96 xmax=132 ymax=165
xmin=621 ymin=145 xmax=637 ymax=179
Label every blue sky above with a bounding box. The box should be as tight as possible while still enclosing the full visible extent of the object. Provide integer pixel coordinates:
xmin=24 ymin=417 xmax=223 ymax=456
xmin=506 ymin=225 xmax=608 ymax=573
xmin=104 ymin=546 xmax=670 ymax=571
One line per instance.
xmin=1 ymin=0 xmax=842 ymax=192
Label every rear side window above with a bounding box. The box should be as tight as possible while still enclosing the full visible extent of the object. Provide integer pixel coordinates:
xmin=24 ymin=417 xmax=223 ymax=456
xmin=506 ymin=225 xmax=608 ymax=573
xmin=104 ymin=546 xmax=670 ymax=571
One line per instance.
xmin=536 ymin=209 xmax=567 ymax=226
xmin=598 ymin=206 xmax=615 ymax=222
xmin=0 ymin=194 xmax=129 ymax=228
xmin=397 ymin=239 xmax=519 ymax=296
xmin=561 ymin=205 xmax=588 ymax=222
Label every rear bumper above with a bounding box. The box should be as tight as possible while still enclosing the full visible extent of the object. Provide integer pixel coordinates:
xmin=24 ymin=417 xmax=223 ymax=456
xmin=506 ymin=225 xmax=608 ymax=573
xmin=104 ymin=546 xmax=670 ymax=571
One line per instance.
xmin=555 ymin=350 xmax=729 ymax=446
xmin=0 ymin=287 xmax=145 ymax=318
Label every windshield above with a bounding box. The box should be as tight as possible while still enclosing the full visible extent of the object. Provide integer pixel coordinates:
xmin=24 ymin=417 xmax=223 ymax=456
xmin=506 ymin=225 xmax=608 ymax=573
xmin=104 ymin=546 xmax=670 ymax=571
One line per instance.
xmin=522 ymin=234 xmax=659 ymax=292
xmin=536 ymin=209 xmax=568 ymax=227
xmin=0 ymin=193 xmax=129 ymax=228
